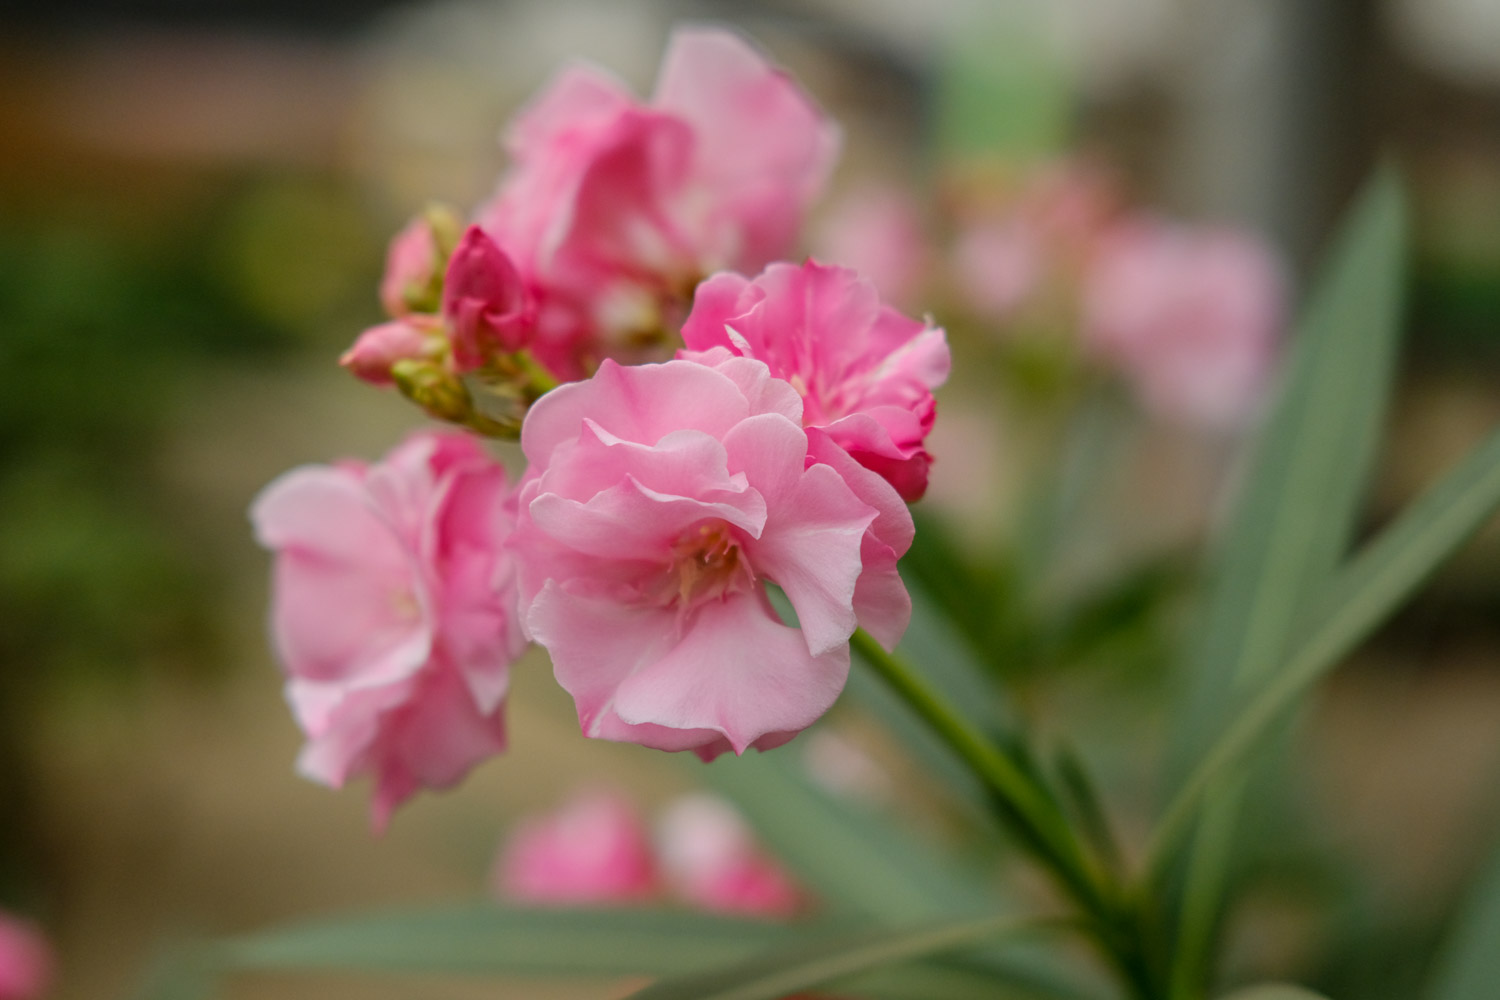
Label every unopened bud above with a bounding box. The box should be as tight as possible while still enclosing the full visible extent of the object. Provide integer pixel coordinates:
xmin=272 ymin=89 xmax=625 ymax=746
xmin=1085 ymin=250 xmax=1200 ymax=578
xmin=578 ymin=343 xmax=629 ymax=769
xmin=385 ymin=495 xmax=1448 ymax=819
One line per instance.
xmin=443 ymin=226 xmax=533 ymax=372
xmin=391 ymin=358 xmax=472 ymax=425
xmin=340 ymin=319 xmax=439 ymax=386
xmin=379 ymin=206 xmax=460 ymax=317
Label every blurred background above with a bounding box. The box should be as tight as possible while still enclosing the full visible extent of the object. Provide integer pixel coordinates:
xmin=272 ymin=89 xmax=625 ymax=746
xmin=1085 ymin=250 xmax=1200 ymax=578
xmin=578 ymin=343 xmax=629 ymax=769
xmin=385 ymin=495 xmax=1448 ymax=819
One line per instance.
xmin=1 ymin=0 xmax=1499 ymax=997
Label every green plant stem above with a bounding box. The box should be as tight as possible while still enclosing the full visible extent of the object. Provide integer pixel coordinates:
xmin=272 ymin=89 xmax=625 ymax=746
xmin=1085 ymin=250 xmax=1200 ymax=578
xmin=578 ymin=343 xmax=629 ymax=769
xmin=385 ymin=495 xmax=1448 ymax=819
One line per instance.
xmin=850 ymin=629 xmax=1161 ymax=1000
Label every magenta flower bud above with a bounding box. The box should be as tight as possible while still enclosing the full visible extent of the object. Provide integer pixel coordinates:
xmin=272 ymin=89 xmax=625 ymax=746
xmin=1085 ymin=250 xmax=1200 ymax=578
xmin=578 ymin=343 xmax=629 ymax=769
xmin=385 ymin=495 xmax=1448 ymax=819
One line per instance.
xmin=443 ymin=226 xmax=533 ymax=373
xmin=339 ymin=319 xmax=435 ymax=387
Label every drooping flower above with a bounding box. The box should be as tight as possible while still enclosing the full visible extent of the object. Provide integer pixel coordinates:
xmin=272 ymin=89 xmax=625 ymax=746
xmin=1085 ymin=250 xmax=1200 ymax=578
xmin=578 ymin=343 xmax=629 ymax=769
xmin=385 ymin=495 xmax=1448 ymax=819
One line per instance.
xmin=678 ymin=260 xmax=950 ymax=502
xmin=1082 ymin=217 xmax=1284 ymax=427
xmin=0 ymin=912 xmax=50 ymax=1000
xmin=476 ymin=26 xmax=840 ymax=376
xmin=494 ymin=790 xmax=659 ymax=905
xmin=512 ymin=356 xmax=911 ymax=759
xmin=250 ymin=431 xmax=526 ymax=829
xmin=657 ymin=795 xmax=804 ymax=918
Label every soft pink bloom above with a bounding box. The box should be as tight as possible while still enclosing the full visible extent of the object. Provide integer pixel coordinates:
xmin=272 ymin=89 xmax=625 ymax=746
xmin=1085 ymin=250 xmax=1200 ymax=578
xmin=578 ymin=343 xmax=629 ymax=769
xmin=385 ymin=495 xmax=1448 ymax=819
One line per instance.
xmin=678 ymin=260 xmax=950 ymax=502
xmin=250 ymin=431 xmax=526 ymax=829
xmin=340 ymin=318 xmax=438 ymax=387
xmin=442 ymin=226 xmax=534 ymax=373
xmin=513 ymin=355 xmax=911 ymax=759
xmin=380 ymin=215 xmax=443 ymax=317
xmin=1082 ymin=217 xmax=1284 ymax=427
xmin=477 ymin=27 xmax=840 ymax=376
xmin=949 ymin=161 xmax=1119 ymax=322
xmin=657 ymin=795 xmax=803 ymax=918
xmin=495 ymin=790 xmax=659 ymax=905
xmin=0 ymin=913 xmax=51 ymax=1000
xmin=952 ymin=220 xmax=1042 ymax=321
xmin=814 ymin=186 xmax=929 ymax=308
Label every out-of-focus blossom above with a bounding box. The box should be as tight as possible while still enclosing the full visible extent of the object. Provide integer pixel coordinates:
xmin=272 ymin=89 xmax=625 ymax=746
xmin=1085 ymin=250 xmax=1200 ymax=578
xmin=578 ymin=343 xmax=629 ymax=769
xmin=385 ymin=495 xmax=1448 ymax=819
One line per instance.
xmin=952 ymin=220 xmax=1043 ymax=321
xmin=657 ymin=795 xmax=804 ymax=918
xmin=0 ymin=913 xmax=50 ymax=1000
xmin=949 ymin=161 xmax=1119 ymax=324
xmin=513 ymin=356 xmax=910 ymax=759
xmin=250 ymin=432 xmax=526 ymax=829
xmin=1082 ymin=217 xmax=1284 ymax=427
xmin=814 ymin=186 xmax=929 ymax=308
xmin=801 ymin=730 xmax=892 ymax=804
xmin=443 ymin=226 xmax=535 ymax=373
xmin=380 ymin=214 xmax=447 ymax=318
xmin=477 ymin=26 xmax=840 ymax=377
xmin=495 ymin=790 xmax=659 ymax=905
xmin=679 ymin=260 xmax=950 ymax=502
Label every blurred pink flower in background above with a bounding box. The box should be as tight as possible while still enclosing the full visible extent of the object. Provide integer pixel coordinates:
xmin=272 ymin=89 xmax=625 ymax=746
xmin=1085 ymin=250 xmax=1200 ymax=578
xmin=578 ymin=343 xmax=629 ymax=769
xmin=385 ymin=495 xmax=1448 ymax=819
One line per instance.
xmin=679 ymin=260 xmax=950 ymax=501
xmin=477 ymin=26 xmax=840 ymax=376
xmin=952 ymin=219 xmax=1043 ymax=321
xmin=657 ymin=795 xmax=804 ymax=918
xmin=0 ymin=912 xmax=50 ymax=1000
xmin=250 ymin=431 xmax=526 ymax=829
xmin=513 ymin=355 xmax=910 ymax=759
xmin=1082 ymin=217 xmax=1284 ymax=427
xmin=494 ymin=790 xmax=659 ymax=905
xmin=814 ymin=186 xmax=930 ymax=308
xmin=949 ymin=161 xmax=1119 ymax=324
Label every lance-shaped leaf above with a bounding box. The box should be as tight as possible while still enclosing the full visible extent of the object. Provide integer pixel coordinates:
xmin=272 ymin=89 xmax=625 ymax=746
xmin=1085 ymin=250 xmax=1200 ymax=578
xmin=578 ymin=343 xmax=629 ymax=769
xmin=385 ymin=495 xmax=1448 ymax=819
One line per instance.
xmin=1424 ymin=824 xmax=1500 ymax=1000
xmin=620 ymin=914 xmax=1069 ymax=1000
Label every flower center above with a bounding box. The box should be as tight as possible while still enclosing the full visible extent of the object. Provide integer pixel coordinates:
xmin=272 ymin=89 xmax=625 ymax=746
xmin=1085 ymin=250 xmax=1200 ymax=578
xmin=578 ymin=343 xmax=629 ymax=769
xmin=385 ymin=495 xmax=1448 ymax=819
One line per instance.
xmin=666 ymin=520 xmax=751 ymax=608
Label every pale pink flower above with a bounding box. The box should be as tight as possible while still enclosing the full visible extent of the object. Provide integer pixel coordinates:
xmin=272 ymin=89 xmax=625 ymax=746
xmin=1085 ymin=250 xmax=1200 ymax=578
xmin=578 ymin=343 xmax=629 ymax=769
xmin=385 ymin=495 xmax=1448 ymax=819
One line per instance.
xmin=494 ymin=790 xmax=659 ymax=905
xmin=339 ymin=318 xmax=439 ymax=387
xmin=658 ymin=795 xmax=803 ymax=918
xmin=513 ymin=355 xmax=911 ymax=759
xmin=477 ymin=27 xmax=840 ymax=376
xmin=952 ymin=220 xmax=1042 ymax=321
xmin=442 ymin=226 xmax=534 ymax=373
xmin=814 ymin=186 xmax=929 ymax=308
xmin=380 ymin=215 xmax=443 ymax=317
xmin=1082 ymin=217 xmax=1284 ymax=427
xmin=678 ymin=260 xmax=950 ymax=502
xmin=250 ymin=431 xmax=526 ymax=829
xmin=0 ymin=912 xmax=50 ymax=1000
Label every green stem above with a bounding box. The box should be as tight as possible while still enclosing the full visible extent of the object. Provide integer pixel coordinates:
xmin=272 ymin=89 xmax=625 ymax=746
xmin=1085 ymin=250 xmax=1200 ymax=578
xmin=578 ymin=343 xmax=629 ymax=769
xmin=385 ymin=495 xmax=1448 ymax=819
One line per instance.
xmin=850 ymin=629 xmax=1160 ymax=999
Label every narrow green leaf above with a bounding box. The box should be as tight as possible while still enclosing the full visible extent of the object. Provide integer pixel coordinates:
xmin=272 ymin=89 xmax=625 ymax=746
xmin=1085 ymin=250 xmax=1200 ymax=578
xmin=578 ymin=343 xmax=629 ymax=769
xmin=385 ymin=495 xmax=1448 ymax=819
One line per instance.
xmin=841 ymin=958 xmax=1089 ymax=1000
xmin=1425 ymin=826 xmax=1500 ymax=1000
xmin=1216 ymin=987 xmax=1332 ymax=1000
xmin=1162 ymin=167 xmax=1406 ymax=995
xmin=219 ymin=904 xmax=820 ymax=976
xmin=1173 ymin=165 xmax=1406 ymax=774
xmin=694 ymin=748 xmax=1001 ymax=923
xmin=1152 ymin=421 xmax=1500 ymax=868
xmin=621 ymin=914 xmax=1066 ymax=1000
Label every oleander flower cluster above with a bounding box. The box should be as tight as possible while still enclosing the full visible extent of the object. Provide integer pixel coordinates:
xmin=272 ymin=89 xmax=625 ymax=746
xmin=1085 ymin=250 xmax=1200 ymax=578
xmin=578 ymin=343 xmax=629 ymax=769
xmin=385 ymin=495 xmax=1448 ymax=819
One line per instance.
xmin=252 ymin=26 xmax=948 ymax=826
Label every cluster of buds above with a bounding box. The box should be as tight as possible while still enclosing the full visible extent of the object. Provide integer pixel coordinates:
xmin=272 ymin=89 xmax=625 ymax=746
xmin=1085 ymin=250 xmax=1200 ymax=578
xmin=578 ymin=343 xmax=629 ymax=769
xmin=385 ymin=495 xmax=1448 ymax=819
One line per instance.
xmin=340 ymin=206 xmax=557 ymax=437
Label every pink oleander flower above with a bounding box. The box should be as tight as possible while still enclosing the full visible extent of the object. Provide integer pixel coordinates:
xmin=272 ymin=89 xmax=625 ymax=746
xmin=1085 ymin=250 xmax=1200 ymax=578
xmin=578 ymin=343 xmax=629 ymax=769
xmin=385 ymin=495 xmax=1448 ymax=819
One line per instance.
xmin=658 ymin=795 xmax=803 ymax=918
xmin=1082 ymin=217 xmax=1284 ymax=427
xmin=814 ymin=186 xmax=930 ymax=308
xmin=250 ymin=431 xmax=526 ymax=829
xmin=0 ymin=912 xmax=51 ymax=1000
xmin=513 ymin=355 xmax=912 ymax=759
xmin=442 ymin=226 xmax=534 ymax=373
xmin=952 ymin=220 xmax=1042 ymax=321
xmin=678 ymin=260 xmax=951 ymax=502
xmin=380 ymin=215 xmax=445 ymax=318
xmin=476 ymin=26 xmax=840 ymax=377
xmin=494 ymin=790 xmax=659 ymax=905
